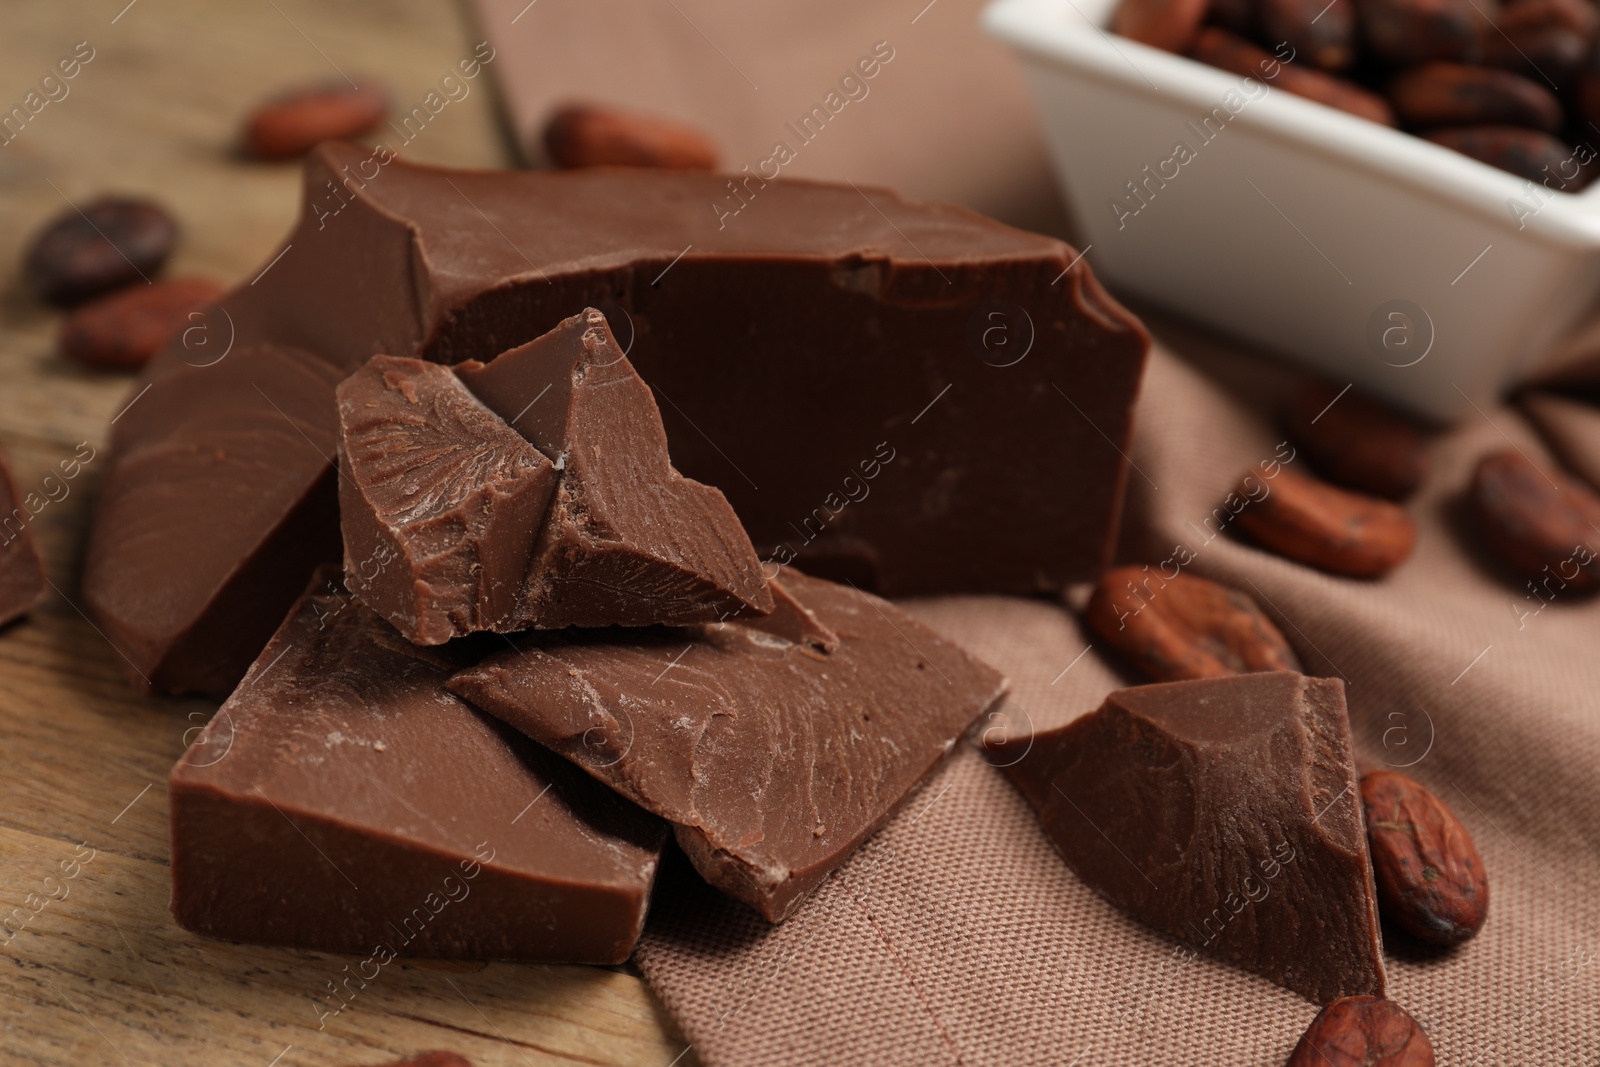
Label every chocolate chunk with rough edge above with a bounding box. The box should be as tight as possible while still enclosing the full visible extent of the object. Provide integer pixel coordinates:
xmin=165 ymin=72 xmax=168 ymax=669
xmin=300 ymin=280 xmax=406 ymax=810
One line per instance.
xmin=447 ymin=567 xmax=1007 ymax=922
xmin=169 ymin=567 xmax=666 ymax=963
xmin=988 ymin=672 xmax=1385 ymax=1004
xmin=336 ymin=356 xmax=557 ymax=644
xmin=0 ymin=445 xmax=47 ymax=628
xmin=456 ymin=308 xmax=773 ymax=629
xmin=85 ymin=144 xmax=1147 ymax=694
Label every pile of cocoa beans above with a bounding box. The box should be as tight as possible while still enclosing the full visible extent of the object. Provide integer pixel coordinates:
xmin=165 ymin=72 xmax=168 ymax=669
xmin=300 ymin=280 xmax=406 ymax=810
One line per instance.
xmin=1115 ymin=0 xmax=1600 ymax=186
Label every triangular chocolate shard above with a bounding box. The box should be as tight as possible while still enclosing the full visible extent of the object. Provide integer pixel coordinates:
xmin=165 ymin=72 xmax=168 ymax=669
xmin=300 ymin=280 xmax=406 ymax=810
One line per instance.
xmin=456 ymin=308 xmax=773 ymax=628
xmin=990 ymin=671 xmax=1385 ymax=1004
xmin=336 ymin=356 xmax=557 ymax=645
xmin=448 ymin=567 xmax=1007 ymax=922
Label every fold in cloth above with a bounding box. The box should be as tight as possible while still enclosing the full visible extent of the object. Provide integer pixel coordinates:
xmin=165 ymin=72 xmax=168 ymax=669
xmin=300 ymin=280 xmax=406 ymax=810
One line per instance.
xmin=634 ymin=320 xmax=1600 ymax=1065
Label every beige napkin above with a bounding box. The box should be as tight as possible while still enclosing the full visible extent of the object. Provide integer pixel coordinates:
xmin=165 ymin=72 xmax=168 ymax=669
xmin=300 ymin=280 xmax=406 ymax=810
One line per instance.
xmin=633 ymin=325 xmax=1600 ymax=1065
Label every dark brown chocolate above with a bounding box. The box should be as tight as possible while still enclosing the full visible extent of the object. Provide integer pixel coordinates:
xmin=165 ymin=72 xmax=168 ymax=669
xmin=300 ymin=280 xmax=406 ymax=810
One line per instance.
xmin=169 ymin=567 xmax=666 ymax=963
xmin=989 ymin=672 xmax=1385 ymax=1004
xmin=84 ymin=143 xmax=1147 ymax=694
xmin=455 ymin=307 xmax=772 ymax=629
xmin=337 ymin=356 xmax=557 ymax=644
xmin=448 ymin=567 xmax=1007 ymax=922
xmin=0 ymin=445 xmax=47 ymax=628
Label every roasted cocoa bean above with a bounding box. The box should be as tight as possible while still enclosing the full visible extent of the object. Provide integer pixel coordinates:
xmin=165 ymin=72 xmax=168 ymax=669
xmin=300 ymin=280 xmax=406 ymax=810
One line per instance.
xmin=1388 ymin=62 xmax=1563 ymax=131
xmin=1285 ymin=997 xmax=1435 ymax=1066
xmin=1233 ymin=466 xmax=1416 ymax=577
xmin=1284 ymin=382 xmax=1429 ymax=500
xmin=243 ymin=82 xmax=389 ymax=161
xmin=59 ymin=277 xmax=226 ymax=372
xmin=1207 ymin=0 xmax=1258 ymax=35
xmin=543 ymin=103 xmax=720 ymax=171
xmin=1085 ymin=566 xmax=1302 ymax=682
xmin=1190 ymin=28 xmax=1398 ymax=124
xmin=1484 ymin=0 xmax=1597 ymax=85
xmin=1361 ymin=771 xmax=1488 ymax=945
xmin=1423 ymin=125 xmax=1577 ymax=182
xmin=1469 ymin=449 xmax=1600 ymax=590
xmin=1114 ymin=0 xmax=1212 ymax=52
xmin=1261 ymin=0 xmax=1355 ymax=69
xmin=1359 ymin=0 xmax=1490 ymax=65
xmin=24 ymin=196 xmax=177 ymax=307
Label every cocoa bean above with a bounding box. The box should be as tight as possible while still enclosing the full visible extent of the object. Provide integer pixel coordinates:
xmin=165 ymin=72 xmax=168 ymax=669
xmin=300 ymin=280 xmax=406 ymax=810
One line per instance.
xmin=243 ymin=82 xmax=389 ymax=161
xmin=1284 ymin=382 xmax=1429 ymax=500
xmin=1085 ymin=565 xmax=1302 ymax=682
xmin=1207 ymin=0 xmax=1258 ymax=35
xmin=1261 ymin=0 xmax=1356 ymax=69
xmin=1470 ymin=449 xmax=1600 ymax=590
xmin=1115 ymin=0 xmax=1212 ymax=51
xmin=58 ymin=277 xmax=226 ymax=372
xmin=1388 ymin=62 xmax=1563 ymax=131
xmin=1484 ymin=0 xmax=1597 ymax=86
xmin=1359 ymin=0 xmax=1490 ymax=65
xmin=24 ymin=196 xmax=177 ymax=307
xmin=1361 ymin=771 xmax=1489 ymax=945
xmin=1233 ymin=466 xmax=1417 ymax=577
xmin=1423 ymin=125 xmax=1579 ymax=183
xmin=543 ymin=103 xmax=720 ymax=171
xmin=1190 ymin=28 xmax=1398 ymax=125
xmin=1285 ymin=996 xmax=1435 ymax=1066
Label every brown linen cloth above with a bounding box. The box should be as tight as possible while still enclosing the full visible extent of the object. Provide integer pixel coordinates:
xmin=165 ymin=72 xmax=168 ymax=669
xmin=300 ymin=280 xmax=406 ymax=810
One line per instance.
xmin=632 ymin=325 xmax=1600 ymax=1065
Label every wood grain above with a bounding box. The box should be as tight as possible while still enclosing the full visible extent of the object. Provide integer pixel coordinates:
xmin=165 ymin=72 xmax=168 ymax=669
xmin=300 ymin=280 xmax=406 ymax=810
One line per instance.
xmin=0 ymin=2 xmax=693 ymax=1064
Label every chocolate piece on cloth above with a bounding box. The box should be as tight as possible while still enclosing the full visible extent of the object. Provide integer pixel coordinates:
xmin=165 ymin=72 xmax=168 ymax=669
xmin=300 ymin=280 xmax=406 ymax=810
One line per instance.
xmin=83 ymin=142 xmax=1147 ymax=694
xmin=448 ymin=567 xmax=1007 ymax=921
xmin=336 ymin=356 xmax=559 ymax=644
xmin=454 ymin=307 xmax=773 ymax=629
xmin=169 ymin=567 xmax=667 ymax=963
xmin=0 ymin=445 xmax=47 ymax=627
xmin=987 ymin=671 xmax=1386 ymax=1004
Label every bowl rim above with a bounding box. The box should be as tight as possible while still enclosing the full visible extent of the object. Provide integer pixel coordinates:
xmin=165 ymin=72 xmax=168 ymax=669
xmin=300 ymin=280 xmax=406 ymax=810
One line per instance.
xmin=983 ymin=0 xmax=1600 ymax=247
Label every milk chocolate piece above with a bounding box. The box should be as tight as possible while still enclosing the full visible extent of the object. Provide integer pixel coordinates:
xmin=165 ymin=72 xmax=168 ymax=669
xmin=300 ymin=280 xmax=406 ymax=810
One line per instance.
xmin=170 ymin=568 xmax=666 ymax=962
xmin=989 ymin=672 xmax=1385 ymax=1004
xmin=85 ymin=144 xmax=1147 ymax=694
xmin=85 ymin=344 xmax=344 ymax=694
xmin=449 ymin=568 xmax=1007 ymax=922
xmin=456 ymin=308 xmax=772 ymax=629
xmin=0 ymin=446 xmax=47 ymax=627
xmin=337 ymin=356 xmax=557 ymax=644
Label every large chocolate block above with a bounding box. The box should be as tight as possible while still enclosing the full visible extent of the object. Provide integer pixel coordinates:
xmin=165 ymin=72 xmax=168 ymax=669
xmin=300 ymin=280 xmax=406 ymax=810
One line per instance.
xmin=86 ymin=144 xmax=1147 ymax=693
xmin=169 ymin=568 xmax=666 ymax=963
xmin=989 ymin=672 xmax=1386 ymax=1004
xmin=0 ymin=445 xmax=47 ymax=628
xmin=449 ymin=568 xmax=1007 ymax=922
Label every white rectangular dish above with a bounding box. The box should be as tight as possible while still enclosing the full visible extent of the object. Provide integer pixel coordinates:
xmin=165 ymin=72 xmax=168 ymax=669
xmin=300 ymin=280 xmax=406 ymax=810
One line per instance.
xmin=984 ymin=0 xmax=1600 ymax=421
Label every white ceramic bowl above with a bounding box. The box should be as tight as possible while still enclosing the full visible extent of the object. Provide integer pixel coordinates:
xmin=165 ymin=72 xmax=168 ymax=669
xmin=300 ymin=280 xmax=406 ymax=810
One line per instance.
xmin=984 ymin=0 xmax=1600 ymax=421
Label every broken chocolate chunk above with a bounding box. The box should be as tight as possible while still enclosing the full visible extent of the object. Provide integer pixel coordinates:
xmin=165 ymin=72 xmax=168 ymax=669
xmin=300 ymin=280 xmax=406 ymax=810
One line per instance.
xmin=83 ymin=344 xmax=344 ymax=695
xmin=456 ymin=307 xmax=773 ymax=629
xmin=0 ymin=445 xmax=47 ymax=628
xmin=989 ymin=672 xmax=1385 ymax=1004
xmin=84 ymin=143 xmax=1147 ymax=695
xmin=337 ymin=356 xmax=557 ymax=644
xmin=448 ymin=567 xmax=1007 ymax=922
xmin=169 ymin=567 xmax=666 ymax=963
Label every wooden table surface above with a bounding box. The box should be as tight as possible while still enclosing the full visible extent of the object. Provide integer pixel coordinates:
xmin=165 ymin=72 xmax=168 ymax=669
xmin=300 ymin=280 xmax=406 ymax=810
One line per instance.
xmin=0 ymin=2 xmax=694 ymax=1064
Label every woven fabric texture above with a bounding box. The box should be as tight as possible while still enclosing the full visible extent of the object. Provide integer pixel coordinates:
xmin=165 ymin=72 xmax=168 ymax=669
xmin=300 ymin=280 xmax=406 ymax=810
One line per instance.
xmin=634 ymin=327 xmax=1600 ymax=1065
